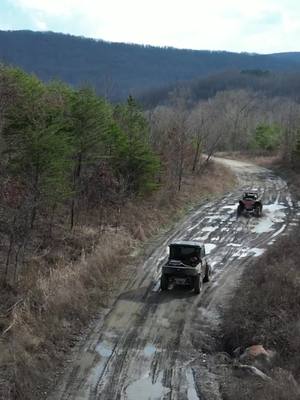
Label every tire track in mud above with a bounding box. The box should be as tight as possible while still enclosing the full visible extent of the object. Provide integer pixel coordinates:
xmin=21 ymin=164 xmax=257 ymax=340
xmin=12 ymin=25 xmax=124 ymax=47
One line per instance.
xmin=48 ymin=159 xmax=300 ymax=400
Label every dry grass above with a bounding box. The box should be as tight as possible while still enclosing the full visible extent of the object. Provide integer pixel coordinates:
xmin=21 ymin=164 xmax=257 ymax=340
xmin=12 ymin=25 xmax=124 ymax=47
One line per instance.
xmin=0 ymin=229 xmax=136 ymax=399
xmin=274 ymin=167 xmax=300 ymax=200
xmin=220 ymin=367 xmax=300 ymax=400
xmin=0 ymin=161 xmax=235 ymax=400
xmin=219 ymin=226 xmax=300 ymax=399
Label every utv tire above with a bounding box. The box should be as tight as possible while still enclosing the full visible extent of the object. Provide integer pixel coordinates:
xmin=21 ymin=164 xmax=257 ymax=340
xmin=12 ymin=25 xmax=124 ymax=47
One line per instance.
xmin=237 ymin=205 xmax=243 ymax=217
xmin=255 ymin=205 xmax=262 ymax=217
xmin=194 ymin=275 xmax=201 ymax=294
xmin=160 ymin=274 xmax=168 ymax=291
xmin=203 ymin=267 xmax=210 ymax=283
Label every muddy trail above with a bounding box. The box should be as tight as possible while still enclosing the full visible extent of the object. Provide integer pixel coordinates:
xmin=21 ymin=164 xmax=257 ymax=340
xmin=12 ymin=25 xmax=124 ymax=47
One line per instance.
xmin=48 ymin=159 xmax=300 ymax=400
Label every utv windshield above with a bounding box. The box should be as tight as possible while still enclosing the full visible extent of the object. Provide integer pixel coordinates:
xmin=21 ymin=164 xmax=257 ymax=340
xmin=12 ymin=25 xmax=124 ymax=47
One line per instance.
xmin=244 ymin=193 xmax=257 ymax=200
xmin=169 ymin=245 xmax=200 ymax=261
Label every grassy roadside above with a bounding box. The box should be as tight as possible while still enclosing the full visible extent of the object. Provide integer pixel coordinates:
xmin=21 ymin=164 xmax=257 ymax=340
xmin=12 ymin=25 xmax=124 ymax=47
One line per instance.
xmin=217 ymin=157 xmax=300 ymax=400
xmin=0 ymin=161 xmax=235 ymax=400
xmin=219 ymin=228 xmax=300 ymax=399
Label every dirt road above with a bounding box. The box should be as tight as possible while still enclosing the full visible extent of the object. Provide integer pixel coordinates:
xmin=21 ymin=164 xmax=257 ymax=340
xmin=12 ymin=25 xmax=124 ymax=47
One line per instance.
xmin=48 ymin=159 xmax=299 ymax=400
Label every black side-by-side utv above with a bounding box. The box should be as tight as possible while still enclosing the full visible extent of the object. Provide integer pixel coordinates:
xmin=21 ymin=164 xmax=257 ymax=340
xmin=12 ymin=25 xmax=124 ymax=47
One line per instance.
xmin=160 ymin=241 xmax=211 ymax=294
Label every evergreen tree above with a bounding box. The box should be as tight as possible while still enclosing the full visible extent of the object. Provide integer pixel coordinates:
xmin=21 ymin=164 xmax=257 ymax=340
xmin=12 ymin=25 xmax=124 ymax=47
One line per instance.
xmin=68 ymin=86 xmax=112 ymax=227
xmin=113 ymin=96 xmax=160 ymax=193
xmin=2 ymin=69 xmax=73 ymax=227
xmin=251 ymin=124 xmax=281 ymax=152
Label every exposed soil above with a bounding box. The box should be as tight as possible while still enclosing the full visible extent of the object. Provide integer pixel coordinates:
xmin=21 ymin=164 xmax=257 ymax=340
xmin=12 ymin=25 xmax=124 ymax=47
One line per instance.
xmin=47 ymin=158 xmax=299 ymax=400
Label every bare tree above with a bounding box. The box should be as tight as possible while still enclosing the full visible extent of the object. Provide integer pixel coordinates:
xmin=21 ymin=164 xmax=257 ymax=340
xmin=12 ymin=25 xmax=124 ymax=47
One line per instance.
xmin=275 ymin=100 xmax=300 ymax=164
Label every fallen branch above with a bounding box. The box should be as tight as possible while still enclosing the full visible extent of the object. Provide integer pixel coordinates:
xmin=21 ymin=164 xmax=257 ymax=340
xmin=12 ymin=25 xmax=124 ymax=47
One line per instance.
xmin=0 ymin=298 xmax=24 ymax=318
xmin=2 ymin=317 xmax=16 ymax=336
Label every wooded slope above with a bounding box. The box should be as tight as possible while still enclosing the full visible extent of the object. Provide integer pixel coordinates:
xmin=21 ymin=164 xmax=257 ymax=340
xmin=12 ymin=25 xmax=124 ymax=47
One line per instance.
xmin=1 ymin=30 xmax=299 ymax=100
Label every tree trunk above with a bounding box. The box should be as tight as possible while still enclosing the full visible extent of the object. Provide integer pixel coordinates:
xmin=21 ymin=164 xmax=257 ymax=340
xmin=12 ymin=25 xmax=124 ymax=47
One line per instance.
xmin=4 ymin=216 xmax=16 ymax=282
xmin=31 ymin=164 xmax=40 ymax=229
xmin=192 ymin=138 xmax=201 ymax=172
xmin=48 ymin=203 xmax=57 ymax=238
xmin=177 ymin=145 xmax=184 ymax=191
xmin=5 ymin=235 xmax=13 ymax=282
xmin=70 ymin=198 xmax=75 ymax=230
xmin=70 ymin=153 xmax=82 ymax=230
xmin=13 ymin=245 xmax=22 ymax=283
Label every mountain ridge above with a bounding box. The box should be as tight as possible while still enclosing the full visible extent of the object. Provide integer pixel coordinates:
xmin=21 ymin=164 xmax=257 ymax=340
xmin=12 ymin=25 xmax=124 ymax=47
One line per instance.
xmin=0 ymin=30 xmax=299 ymax=100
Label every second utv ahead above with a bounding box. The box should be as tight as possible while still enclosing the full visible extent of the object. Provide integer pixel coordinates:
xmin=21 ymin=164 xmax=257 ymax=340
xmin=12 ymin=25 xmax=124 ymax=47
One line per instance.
xmin=237 ymin=190 xmax=263 ymax=218
xmin=160 ymin=241 xmax=211 ymax=294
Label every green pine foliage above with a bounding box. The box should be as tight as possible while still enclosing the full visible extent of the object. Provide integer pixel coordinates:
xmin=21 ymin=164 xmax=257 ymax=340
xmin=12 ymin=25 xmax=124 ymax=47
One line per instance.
xmin=0 ymin=65 xmax=160 ymax=230
xmin=251 ymin=123 xmax=282 ymax=152
xmin=113 ymin=96 xmax=160 ymax=193
xmin=3 ymin=69 xmax=73 ymax=207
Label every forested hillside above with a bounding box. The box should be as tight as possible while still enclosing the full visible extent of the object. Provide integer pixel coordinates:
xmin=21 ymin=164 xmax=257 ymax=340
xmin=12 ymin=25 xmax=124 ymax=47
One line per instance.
xmin=0 ymin=30 xmax=300 ymax=100
xmin=140 ymin=69 xmax=300 ymax=107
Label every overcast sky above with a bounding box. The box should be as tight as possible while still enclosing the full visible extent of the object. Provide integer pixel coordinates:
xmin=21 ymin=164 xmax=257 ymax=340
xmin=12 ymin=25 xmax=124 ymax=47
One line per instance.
xmin=0 ymin=0 xmax=299 ymax=53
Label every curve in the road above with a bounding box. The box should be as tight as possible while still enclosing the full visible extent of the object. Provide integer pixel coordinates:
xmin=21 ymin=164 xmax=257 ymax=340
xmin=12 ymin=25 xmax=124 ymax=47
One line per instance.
xmin=48 ymin=159 xmax=300 ymax=400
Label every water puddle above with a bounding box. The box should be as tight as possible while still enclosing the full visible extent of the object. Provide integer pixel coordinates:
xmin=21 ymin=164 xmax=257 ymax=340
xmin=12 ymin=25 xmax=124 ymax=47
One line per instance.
xmin=193 ymin=232 xmax=210 ymax=241
xmin=251 ymin=248 xmax=265 ymax=257
xmin=286 ymin=194 xmax=293 ymax=207
xmin=212 ymin=235 xmax=221 ymax=242
xmin=201 ymin=226 xmax=218 ymax=233
xmin=96 ymin=341 xmax=113 ymax=358
xmin=205 ymin=243 xmax=217 ymax=254
xmin=206 ymin=215 xmax=222 ymax=221
xmin=233 ymin=246 xmax=265 ymax=259
xmin=152 ymin=280 xmax=161 ymax=292
xmin=265 ymin=202 xmax=286 ymax=216
xmin=221 ymin=204 xmax=237 ymax=212
xmin=87 ymin=342 xmax=115 ymax=389
xmin=186 ymin=369 xmax=199 ymax=400
xmin=234 ymin=248 xmax=250 ymax=258
xmin=143 ymin=344 xmax=157 ymax=357
xmin=252 ymin=217 xmax=275 ymax=234
xmin=271 ymin=224 xmax=286 ymax=238
xmin=187 ymin=222 xmax=201 ymax=232
xmin=125 ymin=372 xmax=169 ymax=399
xmin=88 ymin=361 xmax=107 ymax=388
xmin=251 ymin=202 xmax=287 ymax=234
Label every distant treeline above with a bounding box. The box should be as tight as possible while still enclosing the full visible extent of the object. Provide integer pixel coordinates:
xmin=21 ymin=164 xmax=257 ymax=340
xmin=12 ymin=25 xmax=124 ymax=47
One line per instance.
xmin=1 ymin=30 xmax=300 ymax=100
xmin=139 ymin=69 xmax=300 ymax=107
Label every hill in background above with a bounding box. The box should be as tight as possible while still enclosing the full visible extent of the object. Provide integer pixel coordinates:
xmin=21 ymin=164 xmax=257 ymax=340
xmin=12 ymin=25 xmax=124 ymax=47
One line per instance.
xmin=1 ymin=30 xmax=300 ymax=101
xmin=139 ymin=69 xmax=300 ymax=107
